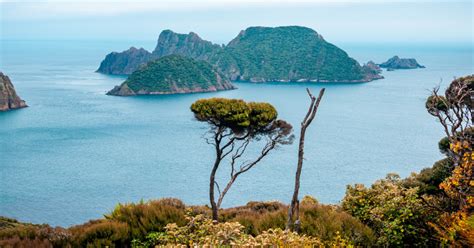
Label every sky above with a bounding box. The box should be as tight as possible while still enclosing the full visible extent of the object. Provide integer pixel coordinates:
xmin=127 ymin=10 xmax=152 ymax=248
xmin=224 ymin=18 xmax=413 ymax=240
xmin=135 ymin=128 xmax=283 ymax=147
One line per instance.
xmin=0 ymin=0 xmax=472 ymax=44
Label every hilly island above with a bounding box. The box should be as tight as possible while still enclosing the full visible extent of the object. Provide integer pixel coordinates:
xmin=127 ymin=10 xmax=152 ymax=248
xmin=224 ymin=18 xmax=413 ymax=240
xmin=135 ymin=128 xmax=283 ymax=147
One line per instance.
xmin=98 ymin=26 xmax=383 ymax=94
xmin=107 ymin=55 xmax=235 ymax=96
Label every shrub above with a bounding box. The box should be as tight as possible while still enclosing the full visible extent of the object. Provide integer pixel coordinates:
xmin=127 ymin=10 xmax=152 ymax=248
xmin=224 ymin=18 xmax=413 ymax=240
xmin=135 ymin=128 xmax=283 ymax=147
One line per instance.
xmin=300 ymin=202 xmax=375 ymax=246
xmin=220 ymin=199 xmax=374 ymax=246
xmin=342 ymin=174 xmax=438 ymax=247
xmin=403 ymin=158 xmax=454 ymax=195
xmin=105 ymin=198 xmax=186 ymax=240
xmin=0 ymin=218 xmax=70 ymax=248
xmin=132 ymin=213 xmax=325 ymax=247
xmin=69 ymin=220 xmax=129 ymax=247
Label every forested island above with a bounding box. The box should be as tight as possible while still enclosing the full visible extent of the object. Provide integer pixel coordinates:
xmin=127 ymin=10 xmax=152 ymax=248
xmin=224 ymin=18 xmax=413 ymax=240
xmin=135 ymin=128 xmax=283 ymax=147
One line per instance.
xmin=107 ymin=55 xmax=235 ymax=96
xmin=98 ymin=26 xmax=383 ymax=85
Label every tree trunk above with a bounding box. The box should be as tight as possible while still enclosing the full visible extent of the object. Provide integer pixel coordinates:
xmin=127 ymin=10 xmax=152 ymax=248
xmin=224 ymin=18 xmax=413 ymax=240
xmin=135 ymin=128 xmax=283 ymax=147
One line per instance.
xmin=210 ymin=131 xmax=223 ymax=222
xmin=210 ymin=157 xmax=220 ymax=221
xmin=287 ymin=88 xmax=325 ymax=231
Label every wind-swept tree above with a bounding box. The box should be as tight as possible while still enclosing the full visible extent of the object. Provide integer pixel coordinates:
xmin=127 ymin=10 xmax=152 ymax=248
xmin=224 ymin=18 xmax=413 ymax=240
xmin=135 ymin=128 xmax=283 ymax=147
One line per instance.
xmin=425 ymin=75 xmax=473 ymax=246
xmin=426 ymin=75 xmax=473 ymax=165
xmin=191 ymin=98 xmax=294 ymax=221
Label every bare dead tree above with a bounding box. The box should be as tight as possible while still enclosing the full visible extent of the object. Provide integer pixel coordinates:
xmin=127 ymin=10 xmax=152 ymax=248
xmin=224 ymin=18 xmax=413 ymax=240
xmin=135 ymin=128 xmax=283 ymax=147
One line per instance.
xmin=286 ymin=88 xmax=325 ymax=231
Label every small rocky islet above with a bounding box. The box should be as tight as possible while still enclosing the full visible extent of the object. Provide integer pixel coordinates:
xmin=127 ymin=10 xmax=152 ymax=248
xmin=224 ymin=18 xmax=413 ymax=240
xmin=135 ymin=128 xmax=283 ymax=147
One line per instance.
xmin=99 ymin=26 xmax=385 ymax=96
xmin=379 ymin=56 xmax=425 ymax=70
xmin=0 ymin=72 xmax=27 ymax=111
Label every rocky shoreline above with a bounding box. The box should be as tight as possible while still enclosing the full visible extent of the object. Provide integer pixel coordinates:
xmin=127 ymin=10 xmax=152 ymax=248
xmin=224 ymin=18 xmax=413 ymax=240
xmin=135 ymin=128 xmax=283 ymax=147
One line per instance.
xmin=0 ymin=72 xmax=27 ymax=111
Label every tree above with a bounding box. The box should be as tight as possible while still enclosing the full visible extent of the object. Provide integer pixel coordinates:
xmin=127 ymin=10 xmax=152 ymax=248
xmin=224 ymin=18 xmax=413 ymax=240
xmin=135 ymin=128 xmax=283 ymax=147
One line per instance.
xmin=287 ymin=88 xmax=325 ymax=231
xmin=425 ymin=75 xmax=473 ymax=165
xmin=425 ymin=75 xmax=473 ymax=246
xmin=191 ymin=98 xmax=294 ymax=221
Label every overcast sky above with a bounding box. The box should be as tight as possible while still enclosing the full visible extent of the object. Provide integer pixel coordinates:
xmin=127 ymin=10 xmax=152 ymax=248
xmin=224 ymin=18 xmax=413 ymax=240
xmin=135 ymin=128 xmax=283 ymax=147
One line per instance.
xmin=1 ymin=0 xmax=472 ymax=44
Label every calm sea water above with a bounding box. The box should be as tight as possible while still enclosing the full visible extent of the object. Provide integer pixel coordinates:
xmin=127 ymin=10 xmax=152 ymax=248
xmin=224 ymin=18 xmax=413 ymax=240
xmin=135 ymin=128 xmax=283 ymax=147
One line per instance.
xmin=0 ymin=40 xmax=472 ymax=227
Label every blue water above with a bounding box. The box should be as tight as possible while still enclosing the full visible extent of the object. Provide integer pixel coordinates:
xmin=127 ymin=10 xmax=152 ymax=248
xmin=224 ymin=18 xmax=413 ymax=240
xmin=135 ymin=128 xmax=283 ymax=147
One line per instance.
xmin=0 ymin=40 xmax=472 ymax=227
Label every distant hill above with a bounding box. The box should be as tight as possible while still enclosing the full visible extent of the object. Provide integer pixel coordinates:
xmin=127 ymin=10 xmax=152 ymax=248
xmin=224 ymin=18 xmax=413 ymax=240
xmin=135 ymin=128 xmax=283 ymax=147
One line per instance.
xmin=97 ymin=26 xmax=382 ymax=83
xmin=107 ymin=55 xmax=235 ymax=96
xmin=0 ymin=72 xmax=27 ymax=111
xmin=97 ymin=47 xmax=153 ymax=75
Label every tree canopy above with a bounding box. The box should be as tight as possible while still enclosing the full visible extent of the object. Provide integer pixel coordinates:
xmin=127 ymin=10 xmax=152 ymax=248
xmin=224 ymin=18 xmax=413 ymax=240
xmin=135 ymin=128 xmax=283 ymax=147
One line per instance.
xmin=191 ymin=98 xmax=282 ymax=135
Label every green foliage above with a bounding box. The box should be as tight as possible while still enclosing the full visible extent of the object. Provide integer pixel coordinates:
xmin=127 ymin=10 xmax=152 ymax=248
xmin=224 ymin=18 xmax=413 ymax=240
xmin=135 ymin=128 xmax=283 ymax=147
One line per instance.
xmin=190 ymin=98 xmax=279 ymax=134
xmin=438 ymin=136 xmax=450 ymax=154
xmin=191 ymin=98 xmax=252 ymax=130
xmin=403 ymin=158 xmax=454 ymax=195
xmin=212 ymin=26 xmax=367 ymax=82
xmin=299 ymin=201 xmax=375 ymax=246
xmin=124 ymin=54 xmax=229 ymax=93
xmin=426 ymin=95 xmax=449 ymax=114
xmin=342 ymin=174 xmax=438 ymax=247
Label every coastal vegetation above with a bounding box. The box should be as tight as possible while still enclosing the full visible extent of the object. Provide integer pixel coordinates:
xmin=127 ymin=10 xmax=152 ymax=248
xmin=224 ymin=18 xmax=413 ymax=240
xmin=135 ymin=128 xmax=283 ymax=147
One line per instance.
xmin=1 ymin=76 xmax=472 ymax=247
xmin=107 ymin=55 xmax=235 ymax=96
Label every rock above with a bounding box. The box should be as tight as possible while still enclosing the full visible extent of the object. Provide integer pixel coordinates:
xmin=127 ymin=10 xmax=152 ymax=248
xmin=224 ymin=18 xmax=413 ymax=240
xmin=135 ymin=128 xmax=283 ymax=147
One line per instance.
xmin=379 ymin=56 xmax=425 ymax=70
xmin=96 ymin=47 xmax=154 ymax=75
xmin=361 ymin=61 xmax=384 ymax=81
xmin=0 ymin=72 xmax=27 ymax=111
xmin=107 ymin=55 xmax=235 ymax=96
xmin=152 ymin=30 xmax=221 ymax=60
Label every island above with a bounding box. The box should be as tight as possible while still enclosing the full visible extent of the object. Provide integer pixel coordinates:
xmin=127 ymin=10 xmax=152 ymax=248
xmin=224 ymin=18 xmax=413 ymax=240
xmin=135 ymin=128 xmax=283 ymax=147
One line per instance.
xmin=106 ymin=55 xmax=235 ymax=96
xmin=379 ymin=56 xmax=425 ymax=70
xmin=98 ymin=26 xmax=383 ymax=83
xmin=0 ymin=72 xmax=27 ymax=111
xmin=97 ymin=47 xmax=153 ymax=75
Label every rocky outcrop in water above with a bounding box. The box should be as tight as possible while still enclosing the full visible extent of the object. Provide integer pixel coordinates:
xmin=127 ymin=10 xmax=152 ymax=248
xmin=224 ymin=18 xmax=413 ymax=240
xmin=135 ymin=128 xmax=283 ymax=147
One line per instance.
xmin=0 ymin=72 xmax=27 ymax=111
xmin=379 ymin=56 xmax=425 ymax=70
xmin=107 ymin=55 xmax=235 ymax=96
xmin=97 ymin=26 xmax=383 ymax=83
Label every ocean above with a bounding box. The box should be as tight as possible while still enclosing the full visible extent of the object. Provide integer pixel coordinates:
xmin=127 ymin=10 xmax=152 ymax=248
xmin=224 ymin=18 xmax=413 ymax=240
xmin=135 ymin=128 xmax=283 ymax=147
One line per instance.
xmin=0 ymin=40 xmax=472 ymax=227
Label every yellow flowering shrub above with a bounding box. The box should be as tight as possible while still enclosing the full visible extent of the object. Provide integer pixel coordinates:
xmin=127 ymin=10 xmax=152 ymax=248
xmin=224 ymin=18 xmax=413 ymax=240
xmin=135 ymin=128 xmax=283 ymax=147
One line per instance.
xmin=130 ymin=211 xmax=358 ymax=247
xmin=432 ymin=144 xmax=473 ymax=247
